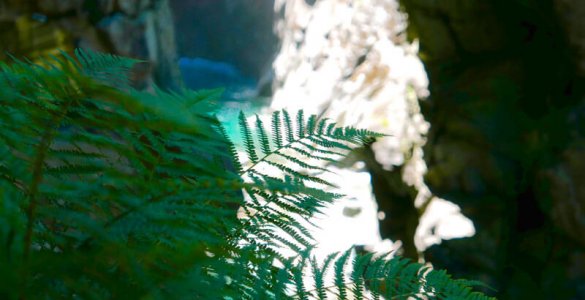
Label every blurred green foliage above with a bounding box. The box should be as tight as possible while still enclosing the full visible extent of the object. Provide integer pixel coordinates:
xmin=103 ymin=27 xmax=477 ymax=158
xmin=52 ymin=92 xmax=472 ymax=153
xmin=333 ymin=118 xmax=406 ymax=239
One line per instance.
xmin=0 ymin=49 xmax=493 ymax=299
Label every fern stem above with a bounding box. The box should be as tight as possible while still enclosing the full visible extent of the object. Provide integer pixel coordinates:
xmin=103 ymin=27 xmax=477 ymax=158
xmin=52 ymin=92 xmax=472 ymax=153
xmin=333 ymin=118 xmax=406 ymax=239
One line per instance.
xmin=77 ymin=189 xmax=179 ymax=250
xmin=23 ymin=102 xmax=73 ymax=258
xmin=21 ymin=97 xmax=74 ymax=298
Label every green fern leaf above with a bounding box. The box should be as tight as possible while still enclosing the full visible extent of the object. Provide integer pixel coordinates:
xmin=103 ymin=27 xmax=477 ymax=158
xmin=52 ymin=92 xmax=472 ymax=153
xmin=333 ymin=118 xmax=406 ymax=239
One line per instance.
xmin=297 ymin=110 xmax=305 ymax=138
xmin=0 ymin=49 xmax=493 ymax=300
xmin=335 ymin=249 xmax=353 ymax=300
xmin=255 ymin=115 xmax=271 ymax=155
xmin=293 ymin=255 xmax=309 ymax=300
xmin=75 ymin=48 xmax=140 ymax=88
xmin=312 ymin=253 xmax=336 ymax=300
xmin=216 ymin=123 xmax=244 ymax=174
xmin=289 ymin=146 xmax=338 ymax=163
xmin=275 ymin=152 xmax=330 ymax=172
xmin=306 ymin=115 xmax=317 ymax=136
xmin=263 ymin=160 xmax=333 ymax=186
xmin=271 ymin=111 xmax=283 ymax=148
xmin=283 ymin=109 xmax=295 ymax=143
xmin=297 ymin=140 xmax=347 ymax=157
xmin=350 ymin=252 xmax=371 ymax=299
xmin=239 ymin=111 xmax=258 ymax=163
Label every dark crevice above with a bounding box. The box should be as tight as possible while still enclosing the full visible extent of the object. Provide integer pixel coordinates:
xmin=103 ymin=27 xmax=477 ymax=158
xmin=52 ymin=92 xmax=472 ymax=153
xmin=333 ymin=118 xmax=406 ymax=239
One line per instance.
xmin=359 ymin=146 xmax=419 ymax=260
xmin=304 ymin=0 xmax=317 ymax=6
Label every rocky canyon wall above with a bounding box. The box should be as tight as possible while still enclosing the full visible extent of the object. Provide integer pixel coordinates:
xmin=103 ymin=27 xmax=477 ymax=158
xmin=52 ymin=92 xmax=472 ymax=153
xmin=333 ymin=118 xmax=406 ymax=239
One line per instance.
xmin=400 ymin=0 xmax=585 ymax=298
xmin=0 ymin=0 xmax=181 ymax=89
xmin=270 ymin=0 xmax=585 ymax=298
xmin=269 ymin=0 xmax=475 ymax=260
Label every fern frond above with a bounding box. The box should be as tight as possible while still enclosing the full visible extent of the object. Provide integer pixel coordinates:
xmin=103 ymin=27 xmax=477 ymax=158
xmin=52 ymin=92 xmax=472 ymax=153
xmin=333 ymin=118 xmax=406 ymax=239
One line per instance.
xmin=283 ymin=110 xmax=295 ymax=143
xmin=292 ymin=255 xmax=309 ymax=300
xmin=263 ymin=160 xmax=332 ymax=186
xmin=297 ymin=141 xmax=347 ymax=157
xmin=75 ymin=48 xmax=140 ymax=88
xmin=282 ymin=249 xmax=495 ymax=300
xmin=0 ymin=50 xmax=244 ymax=299
xmin=0 ymin=49 xmax=492 ymax=300
xmin=256 ymin=115 xmax=271 ymax=155
xmin=239 ymin=111 xmax=259 ymax=163
xmin=317 ymin=118 xmax=328 ymax=135
xmin=335 ymin=249 xmax=353 ymax=300
xmin=216 ymin=123 xmax=244 ymax=174
xmin=238 ymin=109 xmax=382 ymax=180
xmin=289 ymin=146 xmax=339 ymax=163
xmin=272 ymin=111 xmax=283 ymax=148
xmin=312 ymin=253 xmax=336 ymax=300
xmin=297 ymin=110 xmax=305 ymax=138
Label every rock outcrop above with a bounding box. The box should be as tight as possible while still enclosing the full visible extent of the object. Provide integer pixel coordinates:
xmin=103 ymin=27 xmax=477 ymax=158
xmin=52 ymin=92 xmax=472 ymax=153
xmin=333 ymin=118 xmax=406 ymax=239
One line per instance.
xmin=0 ymin=0 xmax=181 ymax=89
xmin=270 ymin=0 xmax=475 ymax=260
xmin=270 ymin=0 xmax=585 ymax=297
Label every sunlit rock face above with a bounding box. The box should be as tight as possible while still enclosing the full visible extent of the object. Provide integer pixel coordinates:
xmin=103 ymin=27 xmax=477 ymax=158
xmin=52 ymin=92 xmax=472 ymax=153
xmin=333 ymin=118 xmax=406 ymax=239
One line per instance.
xmin=272 ymin=0 xmax=428 ymax=167
xmin=270 ymin=0 xmax=475 ymax=255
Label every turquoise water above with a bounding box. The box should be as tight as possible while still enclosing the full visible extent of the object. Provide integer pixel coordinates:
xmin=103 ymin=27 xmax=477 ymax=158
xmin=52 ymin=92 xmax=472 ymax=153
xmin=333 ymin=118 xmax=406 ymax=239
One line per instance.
xmin=216 ymin=89 xmax=270 ymax=145
xmin=178 ymin=56 xmax=270 ymax=142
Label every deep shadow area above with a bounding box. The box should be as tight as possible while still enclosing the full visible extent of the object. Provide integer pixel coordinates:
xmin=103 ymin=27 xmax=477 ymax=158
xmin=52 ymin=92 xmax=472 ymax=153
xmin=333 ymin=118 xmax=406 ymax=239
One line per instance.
xmin=400 ymin=0 xmax=585 ymax=298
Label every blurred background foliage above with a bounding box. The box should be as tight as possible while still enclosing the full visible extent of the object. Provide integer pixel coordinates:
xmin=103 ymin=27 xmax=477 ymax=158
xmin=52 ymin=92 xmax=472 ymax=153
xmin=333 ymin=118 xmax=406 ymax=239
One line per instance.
xmin=1 ymin=0 xmax=584 ymax=298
